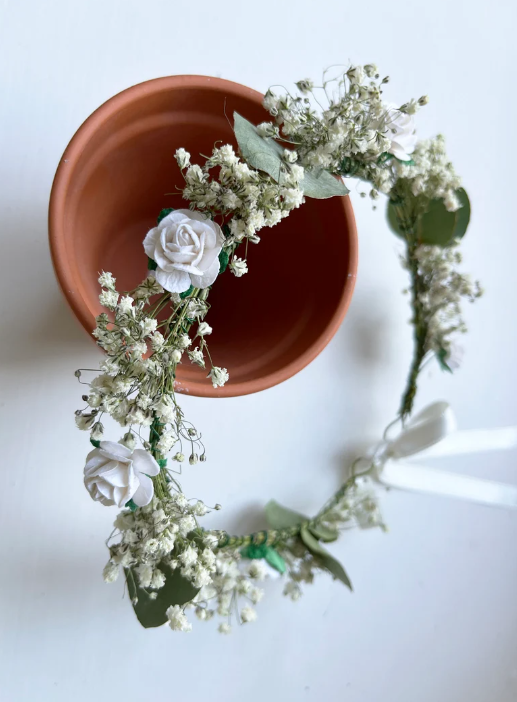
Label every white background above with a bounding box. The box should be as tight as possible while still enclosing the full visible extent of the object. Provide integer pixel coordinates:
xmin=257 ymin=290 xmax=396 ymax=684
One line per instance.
xmin=1 ymin=1 xmax=516 ymax=700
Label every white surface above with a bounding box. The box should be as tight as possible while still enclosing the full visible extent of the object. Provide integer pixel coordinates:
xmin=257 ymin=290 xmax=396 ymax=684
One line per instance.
xmin=1 ymin=1 xmax=516 ymax=700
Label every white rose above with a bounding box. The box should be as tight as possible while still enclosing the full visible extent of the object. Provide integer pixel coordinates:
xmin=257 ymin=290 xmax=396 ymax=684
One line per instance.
xmin=383 ymin=105 xmax=417 ymax=162
xmin=84 ymin=441 xmax=160 ymax=508
xmin=143 ymin=209 xmax=225 ymax=293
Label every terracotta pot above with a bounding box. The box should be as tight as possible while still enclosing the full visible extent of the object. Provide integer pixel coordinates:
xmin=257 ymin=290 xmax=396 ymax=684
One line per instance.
xmin=49 ymin=76 xmax=357 ymax=398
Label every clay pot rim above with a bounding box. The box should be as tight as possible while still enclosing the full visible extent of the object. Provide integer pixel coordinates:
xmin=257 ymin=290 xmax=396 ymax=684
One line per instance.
xmin=48 ymin=75 xmax=358 ymax=399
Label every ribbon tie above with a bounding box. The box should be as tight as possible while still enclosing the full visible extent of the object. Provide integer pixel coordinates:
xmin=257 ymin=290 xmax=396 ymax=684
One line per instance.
xmin=371 ymin=402 xmax=517 ymax=509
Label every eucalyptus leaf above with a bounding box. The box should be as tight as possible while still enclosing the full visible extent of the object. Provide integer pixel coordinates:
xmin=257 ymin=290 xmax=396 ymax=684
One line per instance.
xmin=309 ymin=523 xmax=339 ymax=543
xmin=264 ymin=499 xmax=307 ymax=529
xmin=233 ymin=112 xmax=348 ymax=199
xmin=300 ymin=169 xmax=349 ymax=199
xmin=125 ymin=563 xmax=199 ymax=629
xmin=387 ymin=188 xmax=470 ymax=247
xmin=300 ymin=526 xmax=352 ymax=590
xmin=418 ymin=188 xmax=470 ymax=247
xmin=386 ymin=199 xmax=405 ymax=237
xmin=234 ymin=112 xmax=285 ymax=182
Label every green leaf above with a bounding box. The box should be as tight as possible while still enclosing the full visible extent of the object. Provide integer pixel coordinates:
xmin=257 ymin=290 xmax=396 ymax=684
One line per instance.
xmin=218 ymin=249 xmax=230 ymax=274
xmin=300 ymin=526 xmax=352 ymax=590
xmin=241 ymin=543 xmax=269 ymax=559
xmin=179 ymin=285 xmax=194 ymax=299
xmin=125 ymin=563 xmax=199 ymax=629
xmin=233 ymin=112 xmax=348 ymax=199
xmin=436 ymin=347 xmax=453 ymax=373
xmin=90 ymin=439 xmax=100 ymax=448
xmin=264 ymin=500 xmax=307 ymax=529
xmin=147 ymin=257 xmax=157 ymax=271
xmin=157 ymin=207 xmax=175 ymax=224
xmin=309 ymin=523 xmax=339 ymax=543
xmin=264 ymin=547 xmax=287 ymax=574
xmin=125 ymin=498 xmax=138 ymax=512
xmin=387 ymin=189 xmax=471 ymax=247
xmin=386 ymin=199 xmax=406 ymax=237
xmin=300 ymin=169 xmax=349 ymax=199
xmin=234 ymin=112 xmax=285 ymax=182
xmin=418 ymin=188 xmax=470 ymax=247
xmin=240 ymin=543 xmax=287 ymax=574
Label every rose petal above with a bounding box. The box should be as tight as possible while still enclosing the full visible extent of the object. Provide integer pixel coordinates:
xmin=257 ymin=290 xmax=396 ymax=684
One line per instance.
xmin=196 ymin=232 xmax=221 ymax=272
xmin=99 ymin=464 xmax=131 ymax=488
xmin=160 ymin=210 xmax=192 ymax=226
xmin=132 ymin=449 xmax=160 ymax=477
xmin=389 ymin=142 xmax=411 ymax=161
xmin=132 ymin=473 xmax=155 ymax=507
xmin=86 ymin=459 xmax=120 ymax=479
xmin=154 ymin=245 xmax=184 ymax=272
xmin=189 ymin=256 xmax=220 ymax=289
xmin=172 ymin=209 xmax=209 ymax=223
xmin=113 ymin=483 xmax=137 ymax=508
xmin=154 ymin=267 xmax=191 ymax=293
xmin=95 ymin=480 xmax=115 ymax=502
xmin=200 ymin=218 xmax=223 ymax=238
xmin=166 ymin=249 xmax=198 ymax=264
xmin=98 ymin=441 xmax=132 ymax=462
xmin=143 ymin=227 xmax=161 ymax=259
xmin=84 ymin=449 xmax=109 ymax=475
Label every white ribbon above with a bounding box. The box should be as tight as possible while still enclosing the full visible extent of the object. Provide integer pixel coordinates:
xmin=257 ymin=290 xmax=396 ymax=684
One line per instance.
xmin=372 ymin=402 xmax=517 ymax=509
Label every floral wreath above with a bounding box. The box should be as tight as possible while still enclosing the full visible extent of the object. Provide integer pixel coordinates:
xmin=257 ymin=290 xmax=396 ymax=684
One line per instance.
xmin=74 ymin=64 xmax=482 ymax=634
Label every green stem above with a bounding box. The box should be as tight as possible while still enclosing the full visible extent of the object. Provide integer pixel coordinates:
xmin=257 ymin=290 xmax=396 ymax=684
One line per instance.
xmin=399 ymin=238 xmax=428 ymax=420
xmin=149 ymin=287 xmax=207 ymax=499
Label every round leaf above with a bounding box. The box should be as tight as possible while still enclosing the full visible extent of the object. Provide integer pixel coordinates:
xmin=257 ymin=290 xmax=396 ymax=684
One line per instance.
xmin=386 ymin=199 xmax=406 ymax=238
xmin=387 ymin=188 xmax=471 ymax=248
xmin=418 ymin=188 xmax=470 ymax=247
xmin=125 ymin=563 xmax=199 ymax=629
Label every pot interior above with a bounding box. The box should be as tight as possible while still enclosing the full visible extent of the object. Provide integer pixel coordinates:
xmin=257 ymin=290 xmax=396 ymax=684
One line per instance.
xmin=55 ymin=78 xmax=356 ymax=397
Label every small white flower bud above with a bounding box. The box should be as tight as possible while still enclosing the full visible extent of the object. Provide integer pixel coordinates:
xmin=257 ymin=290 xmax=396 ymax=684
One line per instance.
xmin=173 ymin=452 xmax=185 ymax=462
xmin=189 ymin=453 xmax=198 ymax=465
xmin=171 ymin=349 xmax=182 ymax=364
xmin=295 ymin=79 xmax=314 ymax=94
xmin=175 ymin=148 xmax=191 ymax=169
xmin=103 ymin=561 xmax=119 ymax=584
xmin=90 ymin=422 xmax=104 ymax=441
xmin=177 ymin=334 xmax=191 ymax=349
xmin=197 ymin=322 xmax=212 ymax=336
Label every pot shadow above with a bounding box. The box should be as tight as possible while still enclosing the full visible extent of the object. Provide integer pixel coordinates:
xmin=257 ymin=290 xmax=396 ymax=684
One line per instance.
xmin=0 ymin=210 xmax=97 ymax=372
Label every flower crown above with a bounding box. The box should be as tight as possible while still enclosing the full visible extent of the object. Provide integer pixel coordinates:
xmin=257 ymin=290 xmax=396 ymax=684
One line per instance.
xmin=74 ymin=64 xmax=481 ymax=633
